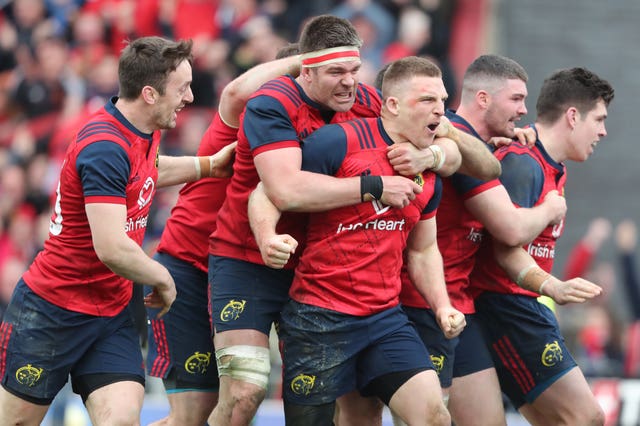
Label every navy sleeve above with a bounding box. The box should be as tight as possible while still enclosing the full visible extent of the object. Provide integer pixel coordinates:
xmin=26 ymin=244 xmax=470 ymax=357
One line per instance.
xmin=76 ymin=141 xmax=130 ymax=197
xmin=450 ymin=172 xmax=487 ymax=195
xmin=242 ymin=95 xmax=300 ymax=150
xmin=499 ymin=152 xmax=544 ymax=207
xmin=423 ymin=175 xmax=443 ymax=214
xmin=300 ymin=125 xmax=348 ymax=176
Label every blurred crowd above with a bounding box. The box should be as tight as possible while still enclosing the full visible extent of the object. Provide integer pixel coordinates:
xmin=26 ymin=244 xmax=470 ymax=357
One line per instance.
xmin=560 ymin=217 xmax=640 ymax=379
xmin=0 ymin=0 xmax=638 ymax=383
xmin=0 ymin=0 xmax=459 ymax=314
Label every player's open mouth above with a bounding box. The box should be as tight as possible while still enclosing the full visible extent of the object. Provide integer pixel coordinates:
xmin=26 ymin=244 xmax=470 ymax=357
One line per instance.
xmin=335 ymin=92 xmax=353 ymax=101
xmin=426 ymin=123 xmax=439 ymax=133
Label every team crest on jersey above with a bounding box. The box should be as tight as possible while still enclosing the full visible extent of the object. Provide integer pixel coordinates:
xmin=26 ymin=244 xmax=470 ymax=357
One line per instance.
xmin=541 ymin=340 xmax=563 ymax=367
xmin=413 ymin=174 xmax=424 ymax=188
xmin=220 ymin=299 xmax=246 ymax=321
xmin=430 ymin=354 xmax=445 ymax=374
xmin=291 ymin=373 xmax=316 ymax=396
xmin=15 ymin=364 xmax=43 ymax=387
xmin=155 ymin=146 xmax=160 ymax=168
xmin=184 ymin=351 xmax=212 ymax=375
xmin=137 ymin=176 xmax=155 ymax=209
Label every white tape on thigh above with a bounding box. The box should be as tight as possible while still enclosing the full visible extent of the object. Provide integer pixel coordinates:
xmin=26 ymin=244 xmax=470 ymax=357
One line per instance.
xmin=216 ymin=345 xmax=271 ymax=389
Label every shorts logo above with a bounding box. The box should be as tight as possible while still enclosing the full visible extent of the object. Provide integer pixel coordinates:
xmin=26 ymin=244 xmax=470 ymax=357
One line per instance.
xmin=430 ymin=354 xmax=445 ymax=374
xmin=413 ymin=174 xmax=424 ymax=187
xmin=220 ymin=299 xmax=246 ymax=321
xmin=184 ymin=351 xmax=212 ymax=375
xmin=291 ymin=373 xmax=316 ymax=396
xmin=15 ymin=364 xmax=43 ymax=387
xmin=541 ymin=340 xmax=563 ymax=367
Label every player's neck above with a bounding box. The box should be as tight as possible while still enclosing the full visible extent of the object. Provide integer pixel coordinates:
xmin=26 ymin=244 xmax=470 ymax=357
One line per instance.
xmin=114 ymin=98 xmax=154 ymax=134
xmin=533 ymin=122 xmax=566 ymax=163
xmin=455 ymin=107 xmax=489 ymax=141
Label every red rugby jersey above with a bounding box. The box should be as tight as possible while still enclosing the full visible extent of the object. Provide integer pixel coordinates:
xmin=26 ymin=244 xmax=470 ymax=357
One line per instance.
xmin=471 ymin=137 xmax=567 ymax=297
xmin=290 ymin=118 xmax=440 ymax=316
xmin=24 ymin=99 xmax=160 ymax=316
xmin=400 ymin=111 xmax=500 ymax=313
xmin=156 ymin=112 xmax=236 ymax=272
xmin=209 ymin=76 xmax=382 ymax=267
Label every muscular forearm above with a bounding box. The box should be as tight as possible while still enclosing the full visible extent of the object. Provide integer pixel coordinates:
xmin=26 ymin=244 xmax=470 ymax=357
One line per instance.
xmin=158 ymin=144 xmax=235 ymax=187
xmin=407 ymin=245 xmax=451 ymax=311
xmin=509 ymin=204 xmax=560 ymax=246
xmin=249 ymin=183 xmax=283 ymax=245
xmin=432 ymin=137 xmax=462 ymax=177
xmin=455 ymin=132 xmax=501 ymax=180
xmin=493 ymin=242 xmax=538 ymax=284
xmin=264 ymin=171 xmax=362 ymax=212
xmin=87 ymin=203 xmax=172 ymax=289
xmin=157 ymin=155 xmax=200 ymax=186
xmin=219 ymin=55 xmax=301 ymax=127
xmin=493 ymin=241 xmax=556 ymax=295
xmin=96 ymin=233 xmax=173 ymax=289
xmin=470 ymin=186 xmax=559 ymax=248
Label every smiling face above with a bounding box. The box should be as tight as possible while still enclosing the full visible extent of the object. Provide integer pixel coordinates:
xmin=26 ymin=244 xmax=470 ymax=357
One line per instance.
xmin=568 ymin=99 xmax=608 ymax=162
xmin=394 ymin=75 xmax=448 ymax=149
xmin=484 ymin=78 xmax=528 ymax=138
xmin=151 ymin=59 xmax=194 ymax=130
xmin=302 ymin=60 xmax=361 ymax=112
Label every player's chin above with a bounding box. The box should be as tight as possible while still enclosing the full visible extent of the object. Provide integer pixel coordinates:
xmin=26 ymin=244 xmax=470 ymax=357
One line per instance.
xmin=579 ymin=150 xmax=592 ymax=162
xmin=503 ymin=125 xmax=517 ymax=139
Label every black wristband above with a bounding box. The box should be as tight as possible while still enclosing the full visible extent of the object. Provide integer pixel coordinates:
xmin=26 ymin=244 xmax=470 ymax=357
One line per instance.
xmin=360 ymin=175 xmax=383 ymax=202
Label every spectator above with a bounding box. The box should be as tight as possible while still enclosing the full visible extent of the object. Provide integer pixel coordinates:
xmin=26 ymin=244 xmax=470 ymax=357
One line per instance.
xmin=575 ymin=304 xmax=625 ymax=377
xmin=614 ymin=219 xmax=640 ymax=377
xmin=563 ymin=217 xmax=612 ymax=280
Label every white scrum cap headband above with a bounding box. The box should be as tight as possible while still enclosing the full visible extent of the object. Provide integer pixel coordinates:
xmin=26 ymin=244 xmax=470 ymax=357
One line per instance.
xmin=300 ymin=46 xmax=360 ymax=68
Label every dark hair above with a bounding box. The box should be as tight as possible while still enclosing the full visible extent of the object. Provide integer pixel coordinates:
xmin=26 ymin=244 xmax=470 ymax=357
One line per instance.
xmin=464 ymin=54 xmax=528 ymax=83
xmin=118 ymin=36 xmax=193 ymax=100
xmin=536 ymin=67 xmax=615 ymax=124
xmin=374 ymin=62 xmax=392 ymax=90
xmin=298 ymin=15 xmax=362 ymax=54
xmin=381 ymin=56 xmax=441 ymax=97
xmin=461 ymin=54 xmax=527 ymax=102
xmin=275 ymin=42 xmax=300 ymax=59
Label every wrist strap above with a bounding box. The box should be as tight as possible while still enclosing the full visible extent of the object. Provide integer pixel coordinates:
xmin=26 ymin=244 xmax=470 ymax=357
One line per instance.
xmin=516 ymin=264 xmax=551 ymax=293
xmin=428 ymin=144 xmax=446 ymax=171
xmin=197 ymin=156 xmax=212 ymax=178
xmin=538 ymin=278 xmax=551 ymax=296
xmin=194 ymin=157 xmax=202 ymax=180
xmin=360 ymin=175 xmax=383 ymax=202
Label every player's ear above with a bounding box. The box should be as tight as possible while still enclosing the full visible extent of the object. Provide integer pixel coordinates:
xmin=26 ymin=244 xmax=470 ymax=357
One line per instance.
xmin=565 ymin=107 xmax=578 ymax=130
xmin=142 ymin=86 xmax=157 ymax=105
xmin=300 ymin=66 xmax=313 ymax=83
xmin=476 ymin=90 xmax=490 ymax=110
xmin=385 ymin=96 xmax=400 ymax=116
